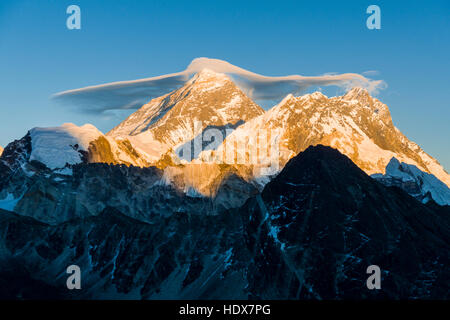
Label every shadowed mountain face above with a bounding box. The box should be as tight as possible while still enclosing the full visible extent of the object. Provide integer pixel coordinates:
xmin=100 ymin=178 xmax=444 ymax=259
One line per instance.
xmin=241 ymin=145 xmax=450 ymax=299
xmin=0 ymin=146 xmax=448 ymax=299
xmin=0 ymin=159 xmax=255 ymax=225
xmin=0 ymin=207 xmax=249 ymax=299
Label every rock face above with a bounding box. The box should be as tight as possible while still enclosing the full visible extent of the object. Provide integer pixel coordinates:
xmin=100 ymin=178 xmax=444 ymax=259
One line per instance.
xmin=0 ymin=132 xmax=33 ymax=202
xmin=0 ymin=161 xmax=224 ymax=225
xmin=0 ymin=207 xmax=248 ymax=299
xmin=0 ymin=146 xmax=448 ymax=299
xmin=239 ymin=145 xmax=450 ymax=299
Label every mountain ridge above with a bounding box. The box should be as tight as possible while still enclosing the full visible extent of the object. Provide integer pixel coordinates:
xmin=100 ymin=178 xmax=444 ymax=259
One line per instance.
xmin=1 ymin=71 xmax=449 ymax=205
xmin=202 ymin=86 xmax=449 ymax=188
xmin=373 ymin=157 xmax=450 ymax=206
xmin=240 ymin=145 xmax=450 ymax=298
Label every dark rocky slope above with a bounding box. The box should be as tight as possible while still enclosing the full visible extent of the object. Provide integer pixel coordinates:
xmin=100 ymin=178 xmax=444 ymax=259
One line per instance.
xmin=241 ymin=145 xmax=449 ymax=299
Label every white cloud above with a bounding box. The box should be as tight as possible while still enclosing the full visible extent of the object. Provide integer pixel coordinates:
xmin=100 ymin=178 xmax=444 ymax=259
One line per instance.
xmin=53 ymin=57 xmax=386 ymax=113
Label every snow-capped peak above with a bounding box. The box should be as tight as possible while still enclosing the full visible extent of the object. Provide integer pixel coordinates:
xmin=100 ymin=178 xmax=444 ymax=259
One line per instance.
xmin=373 ymin=157 xmax=450 ymax=206
xmin=185 ymin=68 xmax=232 ymax=92
xmin=275 ymin=93 xmax=295 ymax=108
xmin=309 ymin=91 xmax=328 ymax=100
xmin=203 ymin=86 xmax=450 ymax=195
xmin=107 ymin=65 xmax=265 ymax=159
xmin=194 ymin=68 xmax=229 ymax=81
xmin=29 ymin=123 xmax=103 ymax=169
xmin=343 ymin=87 xmax=371 ymax=101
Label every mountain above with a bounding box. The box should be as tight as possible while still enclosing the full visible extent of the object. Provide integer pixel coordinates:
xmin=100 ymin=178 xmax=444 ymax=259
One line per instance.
xmin=0 ymin=146 xmax=3 ymax=156
xmin=0 ymin=123 xmax=258 ymax=218
xmin=0 ymin=123 xmax=150 ymax=171
xmin=0 ymin=146 xmax=448 ymax=299
xmin=0 ymin=149 xmax=256 ymax=224
xmin=203 ymin=88 xmax=450 ymax=190
xmin=372 ymin=158 xmax=450 ymax=206
xmin=239 ymin=145 xmax=450 ymax=299
xmin=106 ymin=70 xmax=450 ymax=204
xmin=0 ymin=205 xmax=248 ymax=299
xmin=29 ymin=123 xmax=103 ymax=169
xmin=107 ymin=69 xmax=264 ymax=162
xmin=0 ymin=123 xmax=164 ymax=218
xmin=3 ymin=83 xmax=449 ymax=205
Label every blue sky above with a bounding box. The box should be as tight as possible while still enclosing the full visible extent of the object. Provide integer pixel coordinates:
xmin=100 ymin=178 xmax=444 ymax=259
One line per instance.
xmin=0 ymin=0 xmax=449 ymax=169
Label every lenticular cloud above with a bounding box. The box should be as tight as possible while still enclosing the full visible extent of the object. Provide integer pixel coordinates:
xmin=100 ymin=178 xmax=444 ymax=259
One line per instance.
xmin=53 ymin=57 xmax=385 ymax=114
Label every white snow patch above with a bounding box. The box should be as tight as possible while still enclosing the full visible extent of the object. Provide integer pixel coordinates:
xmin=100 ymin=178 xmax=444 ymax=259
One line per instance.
xmin=29 ymin=123 xmax=102 ymax=169
xmin=383 ymin=158 xmax=450 ymax=205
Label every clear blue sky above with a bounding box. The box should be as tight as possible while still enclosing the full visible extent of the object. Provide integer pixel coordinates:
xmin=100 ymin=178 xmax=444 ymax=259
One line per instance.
xmin=0 ymin=0 xmax=449 ymax=169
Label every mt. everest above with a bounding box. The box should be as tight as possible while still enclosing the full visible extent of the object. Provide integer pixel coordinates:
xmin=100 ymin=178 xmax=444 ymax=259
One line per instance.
xmin=2 ymin=68 xmax=449 ymax=207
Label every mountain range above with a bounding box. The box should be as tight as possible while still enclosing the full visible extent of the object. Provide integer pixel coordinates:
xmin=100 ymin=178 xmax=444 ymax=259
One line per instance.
xmin=0 ymin=145 xmax=448 ymax=299
xmin=0 ymin=67 xmax=449 ymax=299
xmin=2 ymin=69 xmax=448 ymax=206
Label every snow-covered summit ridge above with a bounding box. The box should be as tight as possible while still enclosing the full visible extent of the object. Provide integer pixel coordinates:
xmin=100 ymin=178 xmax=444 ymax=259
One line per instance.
xmin=107 ymin=68 xmax=265 ymax=159
xmin=201 ymin=87 xmax=450 ymax=190
xmin=29 ymin=123 xmax=103 ymax=169
xmin=373 ymin=157 xmax=450 ymax=206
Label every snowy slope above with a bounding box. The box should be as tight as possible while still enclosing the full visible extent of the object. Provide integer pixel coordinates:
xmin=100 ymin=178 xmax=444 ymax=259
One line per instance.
xmin=200 ymin=87 xmax=450 ymax=190
xmin=29 ymin=123 xmax=103 ymax=169
xmin=108 ymin=69 xmax=264 ymax=160
xmin=28 ymin=123 xmax=151 ymax=170
xmin=372 ymin=158 xmax=450 ymax=206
